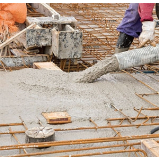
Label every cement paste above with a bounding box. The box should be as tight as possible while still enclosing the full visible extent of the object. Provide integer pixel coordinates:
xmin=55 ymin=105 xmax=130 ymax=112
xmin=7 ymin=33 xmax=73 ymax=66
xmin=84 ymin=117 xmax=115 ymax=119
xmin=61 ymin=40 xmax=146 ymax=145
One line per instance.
xmin=73 ymin=56 xmax=119 ymax=83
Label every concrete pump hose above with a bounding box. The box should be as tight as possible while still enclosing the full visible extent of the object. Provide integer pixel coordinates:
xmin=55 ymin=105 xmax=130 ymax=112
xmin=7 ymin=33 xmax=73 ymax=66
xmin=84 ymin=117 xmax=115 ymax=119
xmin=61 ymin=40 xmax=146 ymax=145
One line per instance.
xmin=114 ymin=44 xmax=159 ymax=70
xmin=74 ymin=45 xmax=159 ymax=83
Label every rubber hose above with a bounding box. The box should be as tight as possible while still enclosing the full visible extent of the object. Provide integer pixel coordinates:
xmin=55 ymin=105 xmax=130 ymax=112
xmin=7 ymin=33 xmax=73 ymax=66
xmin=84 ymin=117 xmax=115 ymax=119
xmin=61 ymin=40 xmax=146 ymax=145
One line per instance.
xmin=114 ymin=45 xmax=159 ymax=70
xmin=150 ymin=126 xmax=159 ymax=134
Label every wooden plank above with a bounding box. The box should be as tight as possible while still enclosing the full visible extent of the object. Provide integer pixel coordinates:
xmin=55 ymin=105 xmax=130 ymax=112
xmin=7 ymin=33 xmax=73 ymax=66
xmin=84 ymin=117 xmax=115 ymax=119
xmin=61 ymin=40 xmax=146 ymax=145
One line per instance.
xmin=42 ymin=112 xmax=71 ymax=124
xmin=141 ymin=139 xmax=159 ymax=157
xmin=11 ymin=49 xmax=28 ymax=57
xmin=33 ymin=62 xmax=62 ymax=71
xmin=0 ymin=23 xmax=36 ymax=50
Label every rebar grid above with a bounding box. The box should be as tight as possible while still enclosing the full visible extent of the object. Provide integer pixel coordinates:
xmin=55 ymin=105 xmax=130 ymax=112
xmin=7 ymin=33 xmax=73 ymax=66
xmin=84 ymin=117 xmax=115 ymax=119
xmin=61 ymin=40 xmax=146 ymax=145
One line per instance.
xmin=0 ymin=3 xmax=159 ymax=72
xmin=1 ymin=133 xmax=158 ymax=150
xmin=0 ymin=3 xmax=159 ymax=157
xmin=50 ymin=3 xmax=159 ymax=71
xmin=0 ymin=114 xmax=159 ymax=157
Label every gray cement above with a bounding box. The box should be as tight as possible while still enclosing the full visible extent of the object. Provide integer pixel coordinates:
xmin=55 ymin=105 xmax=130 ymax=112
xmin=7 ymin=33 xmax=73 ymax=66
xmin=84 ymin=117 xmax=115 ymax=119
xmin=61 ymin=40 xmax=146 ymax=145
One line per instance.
xmin=0 ymin=68 xmax=159 ymax=157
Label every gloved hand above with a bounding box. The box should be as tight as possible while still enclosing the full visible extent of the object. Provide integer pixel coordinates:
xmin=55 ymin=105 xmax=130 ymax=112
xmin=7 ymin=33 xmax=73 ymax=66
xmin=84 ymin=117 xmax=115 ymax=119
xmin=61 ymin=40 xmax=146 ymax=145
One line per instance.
xmin=139 ymin=21 xmax=156 ymax=48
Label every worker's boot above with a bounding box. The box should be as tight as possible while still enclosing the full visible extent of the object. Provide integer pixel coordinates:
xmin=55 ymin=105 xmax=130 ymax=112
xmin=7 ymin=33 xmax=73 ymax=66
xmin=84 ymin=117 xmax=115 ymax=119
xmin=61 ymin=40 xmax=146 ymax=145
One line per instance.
xmin=115 ymin=32 xmax=134 ymax=53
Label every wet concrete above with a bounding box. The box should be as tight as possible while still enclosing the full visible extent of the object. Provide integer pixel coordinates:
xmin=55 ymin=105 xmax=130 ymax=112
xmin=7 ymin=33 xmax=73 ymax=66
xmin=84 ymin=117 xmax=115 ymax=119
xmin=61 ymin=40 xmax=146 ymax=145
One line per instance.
xmin=0 ymin=68 xmax=159 ymax=157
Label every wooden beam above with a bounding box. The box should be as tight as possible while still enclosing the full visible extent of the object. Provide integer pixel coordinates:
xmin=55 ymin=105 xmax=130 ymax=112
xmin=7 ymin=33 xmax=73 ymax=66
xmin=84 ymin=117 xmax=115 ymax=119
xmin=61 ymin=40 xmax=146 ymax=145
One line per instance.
xmin=0 ymin=23 xmax=36 ymax=50
xmin=141 ymin=139 xmax=159 ymax=157
xmin=11 ymin=49 xmax=27 ymax=57
xmin=33 ymin=62 xmax=62 ymax=71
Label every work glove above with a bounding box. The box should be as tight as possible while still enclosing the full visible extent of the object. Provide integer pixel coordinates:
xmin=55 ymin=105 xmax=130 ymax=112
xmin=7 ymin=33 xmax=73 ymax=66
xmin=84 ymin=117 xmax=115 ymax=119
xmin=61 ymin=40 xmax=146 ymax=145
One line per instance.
xmin=139 ymin=21 xmax=156 ymax=48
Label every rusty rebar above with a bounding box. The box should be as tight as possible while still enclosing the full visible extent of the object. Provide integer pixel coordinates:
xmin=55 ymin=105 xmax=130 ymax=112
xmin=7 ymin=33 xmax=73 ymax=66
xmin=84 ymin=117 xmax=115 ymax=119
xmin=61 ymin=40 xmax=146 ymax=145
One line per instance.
xmin=135 ymin=93 xmax=159 ymax=108
xmin=106 ymin=115 xmax=159 ymax=121
xmin=50 ymin=3 xmax=159 ymax=72
xmin=9 ymin=127 xmax=27 ymax=154
xmin=89 ymin=117 xmax=98 ymax=129
xmin=19 ymin=116 xmax=28 ymax=130
xmin=0 ymin=122 xmax=158 ymax=135
xmin=110 ymin=104 xmax=134 ymax=123
xmin=10 ymin=142 xmax=147 ymax=157
xmin=0 ymin=134 xmax=158 ymax=150
xmin=107 ymin=121 xmax=143 ymax=157
xmin=62 ymin=149 xmax=147 ymax=157
xmin=131 ymin=67 xmax=159 ymax=82
xmin=0 ymin=123 xmax=23 ymax=127
xmin=122 ymin=70 xmax=159 ymax=93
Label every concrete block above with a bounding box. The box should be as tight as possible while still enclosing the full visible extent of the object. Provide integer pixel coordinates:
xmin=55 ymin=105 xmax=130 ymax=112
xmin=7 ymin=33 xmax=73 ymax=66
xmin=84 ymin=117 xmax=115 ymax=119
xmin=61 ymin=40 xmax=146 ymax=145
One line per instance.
xmin=141 ymin=139 xmax=159 ymax=157
xmin=26 ymin=17 xmax=77 ymax=29
xmin=52 ymin=26 xmax=83 ymax=59
xmin=26 ymin=29 xmax=52 ymax=49
xmin=0 ymin=55 xmax=49 ymax=67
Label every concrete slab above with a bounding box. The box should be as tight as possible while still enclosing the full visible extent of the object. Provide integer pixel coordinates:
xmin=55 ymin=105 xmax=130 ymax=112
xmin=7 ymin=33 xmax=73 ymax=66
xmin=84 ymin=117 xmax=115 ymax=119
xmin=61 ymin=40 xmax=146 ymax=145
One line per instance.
xmin=0 ymin=68 xmax=159 ymax=157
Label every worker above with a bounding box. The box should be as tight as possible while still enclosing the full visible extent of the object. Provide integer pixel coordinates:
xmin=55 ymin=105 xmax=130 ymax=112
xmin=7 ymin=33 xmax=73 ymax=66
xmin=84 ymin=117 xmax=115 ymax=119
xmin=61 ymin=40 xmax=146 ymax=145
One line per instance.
xmin=115 ymin=3 xmax=157 ymax=53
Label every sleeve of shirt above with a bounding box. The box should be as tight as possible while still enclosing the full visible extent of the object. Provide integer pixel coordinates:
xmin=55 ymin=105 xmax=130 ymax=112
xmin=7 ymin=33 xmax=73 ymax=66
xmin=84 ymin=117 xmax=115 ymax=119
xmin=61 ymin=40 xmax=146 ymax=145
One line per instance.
xmin=138 ymin=3 xmax=155 ymax=22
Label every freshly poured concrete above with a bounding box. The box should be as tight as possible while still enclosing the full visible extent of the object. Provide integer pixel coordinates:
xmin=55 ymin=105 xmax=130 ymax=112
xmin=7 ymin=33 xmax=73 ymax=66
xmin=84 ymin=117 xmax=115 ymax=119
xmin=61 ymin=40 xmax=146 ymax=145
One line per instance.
xmin=74 ymin=56 xmax=119 ymax=83
xmin=0 ymin=68 xmax=159 ymax=157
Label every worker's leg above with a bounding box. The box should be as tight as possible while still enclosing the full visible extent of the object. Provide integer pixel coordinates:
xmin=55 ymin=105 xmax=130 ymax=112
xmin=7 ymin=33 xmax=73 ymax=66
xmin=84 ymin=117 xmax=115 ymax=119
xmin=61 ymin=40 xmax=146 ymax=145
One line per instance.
xmin=115 ymin=3 xmax=142 ymax=53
